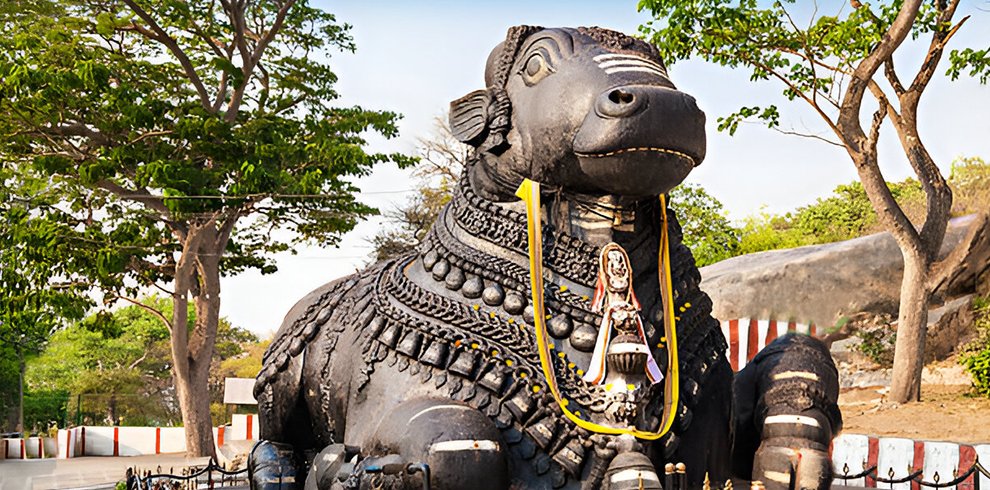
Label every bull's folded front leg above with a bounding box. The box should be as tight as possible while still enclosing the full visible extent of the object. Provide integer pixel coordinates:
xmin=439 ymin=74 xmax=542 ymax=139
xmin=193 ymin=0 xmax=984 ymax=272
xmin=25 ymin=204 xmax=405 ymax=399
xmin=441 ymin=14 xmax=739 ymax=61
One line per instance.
xmin=732 ymin=333 xmax=842 ymax=490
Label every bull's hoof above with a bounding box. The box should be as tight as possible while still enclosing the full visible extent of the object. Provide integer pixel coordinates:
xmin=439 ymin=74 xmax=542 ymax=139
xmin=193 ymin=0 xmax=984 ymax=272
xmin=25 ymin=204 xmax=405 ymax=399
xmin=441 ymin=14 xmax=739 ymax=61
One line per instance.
xmin=751 ymin=442 xmax=831 ymax=490
xmin=249 ymin=440 xmax=301 ymax=490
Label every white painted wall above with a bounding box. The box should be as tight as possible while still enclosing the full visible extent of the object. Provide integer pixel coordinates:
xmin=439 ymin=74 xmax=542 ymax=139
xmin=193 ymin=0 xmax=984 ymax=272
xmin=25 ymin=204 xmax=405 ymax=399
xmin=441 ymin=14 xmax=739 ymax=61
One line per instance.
xmin=159 ymin=427 xmax=187 ymax=454
xmin=84 ymin=426 xmax=116 ymax=456
xmin=831 ymin=433 xmax=870 ymax=487
xmin=118 ymin=427 xmax=157 ymax=456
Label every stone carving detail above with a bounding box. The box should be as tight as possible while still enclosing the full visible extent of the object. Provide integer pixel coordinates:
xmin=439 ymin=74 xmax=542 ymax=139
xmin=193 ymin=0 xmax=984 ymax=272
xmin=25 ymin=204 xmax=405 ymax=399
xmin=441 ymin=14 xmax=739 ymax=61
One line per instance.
xmin=248 ymin=25 xmax=841 ymax=490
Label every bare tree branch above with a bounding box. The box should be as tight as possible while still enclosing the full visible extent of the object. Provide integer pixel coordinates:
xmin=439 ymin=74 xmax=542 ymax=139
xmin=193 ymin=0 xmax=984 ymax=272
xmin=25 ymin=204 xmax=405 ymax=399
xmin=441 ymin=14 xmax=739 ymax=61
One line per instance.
xmin=120 ymin=0 xmax=213 ymax=111
xmin=867 ymin=80 xmax=903 ymax=127
xmin=128 ymin=352 xmax=148 ymax=370
xmin=771 ymin=127 xmax=845 ymax=147
xmin=883 ymin=57 xmax=906 ymax=96
xmin=113 ymin=295 xmax=173 ymax=331
xmin=743 ymin=54 xmax=843 ymax=139
xmin=909 ymin=6 xmax=967 ymax=95
xmin=838 ymin=0 xmax=922 ymax=153
xmin=127 ymin=130 xmax=173 ymax=146
xmin=868 ymin=102 xmax=887 ymax=148
xmin=224 ymin=0 xmax=297 ymax=121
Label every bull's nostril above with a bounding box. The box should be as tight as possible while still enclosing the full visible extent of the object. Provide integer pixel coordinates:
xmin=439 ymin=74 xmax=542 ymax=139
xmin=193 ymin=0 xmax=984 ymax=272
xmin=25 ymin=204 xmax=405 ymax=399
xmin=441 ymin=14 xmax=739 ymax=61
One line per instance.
xmin=608 ymin=89 xmax=635 ymax=105
xmin=596 ymin=86 xmax=646 ymax=118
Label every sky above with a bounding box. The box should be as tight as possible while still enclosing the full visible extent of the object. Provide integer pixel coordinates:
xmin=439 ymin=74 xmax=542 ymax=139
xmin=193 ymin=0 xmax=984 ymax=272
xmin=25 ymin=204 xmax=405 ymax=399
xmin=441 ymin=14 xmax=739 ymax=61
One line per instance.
xmin=219 ymin=0 xmax=990 ymax=337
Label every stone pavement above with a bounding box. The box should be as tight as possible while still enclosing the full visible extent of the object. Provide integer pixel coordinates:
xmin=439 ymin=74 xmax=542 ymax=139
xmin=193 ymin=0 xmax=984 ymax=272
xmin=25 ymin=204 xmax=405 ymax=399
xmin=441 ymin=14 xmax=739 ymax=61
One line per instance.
xmin=0 ymin=454 xmax=210 ymax=490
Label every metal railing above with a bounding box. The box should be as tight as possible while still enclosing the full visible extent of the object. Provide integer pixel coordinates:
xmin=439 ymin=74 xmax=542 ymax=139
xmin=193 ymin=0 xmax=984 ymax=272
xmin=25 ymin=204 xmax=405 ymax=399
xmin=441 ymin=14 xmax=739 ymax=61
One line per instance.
xmin=127 ymin=459 xmax=248 ymax=490
xmin=121 ymin=456 xmax=990 ymax=489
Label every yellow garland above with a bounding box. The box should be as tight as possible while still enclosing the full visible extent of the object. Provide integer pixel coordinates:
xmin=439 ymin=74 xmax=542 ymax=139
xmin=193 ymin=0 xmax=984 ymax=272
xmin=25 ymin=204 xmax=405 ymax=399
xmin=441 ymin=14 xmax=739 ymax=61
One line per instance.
xmin=515 ymin=179 xmax=679 ymax=440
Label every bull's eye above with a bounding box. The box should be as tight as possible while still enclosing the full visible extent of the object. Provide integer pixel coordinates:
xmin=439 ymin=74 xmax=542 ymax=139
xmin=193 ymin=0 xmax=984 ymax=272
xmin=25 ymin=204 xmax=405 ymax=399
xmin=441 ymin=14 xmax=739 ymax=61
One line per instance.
xmin=520 ymin=50 xmax=552 ymax=86
xmin=525 ymin=55 xmax=544 ymax=77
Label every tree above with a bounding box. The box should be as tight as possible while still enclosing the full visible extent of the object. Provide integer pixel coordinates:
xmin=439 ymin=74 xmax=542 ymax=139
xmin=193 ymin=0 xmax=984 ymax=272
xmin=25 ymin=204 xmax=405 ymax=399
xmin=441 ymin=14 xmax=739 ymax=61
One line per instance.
xmin=210 ymin=337 xmax=268 ymax=426
xmin=668 ymin=184 xmax=739 ymax=266
xmin=0 ymin=0 xmax=411 ymax=455
xmin=1 ymin=164 xmax=91 ymax=433
xmin=371 ymin=118 xmax=466 ymax=261
xmin=26 ymin=296 xmax=261 ymax=428
xmin=640 ymin=0 xmax=987 ymax=403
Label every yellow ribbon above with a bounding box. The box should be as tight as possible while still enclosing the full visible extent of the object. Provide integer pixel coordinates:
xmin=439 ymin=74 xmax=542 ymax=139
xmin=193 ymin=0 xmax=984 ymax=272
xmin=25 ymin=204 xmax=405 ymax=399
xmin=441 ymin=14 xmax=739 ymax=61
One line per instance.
xmin=515 ymin=179 xmax=679 ymax=440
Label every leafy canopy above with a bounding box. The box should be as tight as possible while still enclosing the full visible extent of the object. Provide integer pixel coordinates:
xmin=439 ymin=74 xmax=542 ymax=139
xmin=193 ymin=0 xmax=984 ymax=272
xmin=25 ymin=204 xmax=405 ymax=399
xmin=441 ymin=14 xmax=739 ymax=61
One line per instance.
xmin=0 ymin=0 xmax=415 ymax=301
xmin=638 ymin=0 xmax=987 ymax=137
xmin=25 ymin=296 xmax=261 ymax=428
xmin=668 ymin=184 xmax=739 ymax=267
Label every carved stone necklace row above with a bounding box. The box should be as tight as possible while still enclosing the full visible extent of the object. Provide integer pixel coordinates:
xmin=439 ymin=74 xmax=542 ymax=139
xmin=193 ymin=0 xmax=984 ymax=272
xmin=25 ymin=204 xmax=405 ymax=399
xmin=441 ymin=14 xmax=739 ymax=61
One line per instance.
xmin=421 ymin=181 xmax=637 ymax=352
xmin=359 ymin=181 xmax=734 ymax=475
xmin=380 ymin=181 xmax=675 ymax=417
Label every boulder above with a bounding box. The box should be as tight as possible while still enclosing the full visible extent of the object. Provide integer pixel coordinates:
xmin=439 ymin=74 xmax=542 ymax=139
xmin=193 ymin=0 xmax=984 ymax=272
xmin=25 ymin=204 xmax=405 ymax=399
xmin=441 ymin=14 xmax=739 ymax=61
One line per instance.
xmin=700 ymin=215 xmax=988 ymax=327
xmin=924 ymin=294 xmax=976 ymax=362
xmin=931 ymin=213 xmax=990 ymax=298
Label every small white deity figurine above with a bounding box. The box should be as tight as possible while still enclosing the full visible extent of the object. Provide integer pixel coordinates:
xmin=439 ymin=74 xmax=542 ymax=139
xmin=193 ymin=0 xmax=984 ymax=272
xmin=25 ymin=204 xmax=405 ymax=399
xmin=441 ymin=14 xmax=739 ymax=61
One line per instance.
xmin=582 ymin=243 xmax=663 ymax=387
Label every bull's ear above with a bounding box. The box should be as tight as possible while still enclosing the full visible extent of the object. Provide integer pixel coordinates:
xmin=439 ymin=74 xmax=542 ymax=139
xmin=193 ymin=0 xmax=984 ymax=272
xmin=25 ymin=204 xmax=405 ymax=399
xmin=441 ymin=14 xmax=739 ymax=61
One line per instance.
xmin=449 ymin=89 xmax=490 ymax=147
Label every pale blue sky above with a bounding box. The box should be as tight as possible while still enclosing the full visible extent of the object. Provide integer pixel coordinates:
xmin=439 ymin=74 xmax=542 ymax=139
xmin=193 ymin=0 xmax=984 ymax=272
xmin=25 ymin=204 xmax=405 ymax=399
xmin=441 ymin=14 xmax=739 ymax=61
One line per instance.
xmin=221 ymin=1 xmax=990 ymax=336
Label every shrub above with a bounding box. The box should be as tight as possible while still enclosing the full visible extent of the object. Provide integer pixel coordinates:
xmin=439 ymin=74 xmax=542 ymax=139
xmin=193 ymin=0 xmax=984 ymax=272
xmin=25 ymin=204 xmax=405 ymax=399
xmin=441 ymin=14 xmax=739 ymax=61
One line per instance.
xmin=960 ymin=296 xmax=990 ymax=397
xmin=950 ymin=156 xmax=990 ymax=216
xmin=668 ymin=184 xmax=740 ymax=266
xmin=854 ymin=315 xmax=897 ymax=367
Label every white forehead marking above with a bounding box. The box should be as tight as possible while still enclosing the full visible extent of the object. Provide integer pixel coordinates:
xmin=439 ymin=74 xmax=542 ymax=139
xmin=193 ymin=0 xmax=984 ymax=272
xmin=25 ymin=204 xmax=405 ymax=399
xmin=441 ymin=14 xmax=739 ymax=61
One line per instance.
xmin=604 ymin=66 xmax=668 ymax=77
xmin=593 ymin=53 xmax=654 ymax=62
xmin=597 ymin=58 xmax=667 ymax=72
xmin=610 ymin=469 xmax=661 ymax=483
xmin=593 ymin=53 xmax=669 ymax=78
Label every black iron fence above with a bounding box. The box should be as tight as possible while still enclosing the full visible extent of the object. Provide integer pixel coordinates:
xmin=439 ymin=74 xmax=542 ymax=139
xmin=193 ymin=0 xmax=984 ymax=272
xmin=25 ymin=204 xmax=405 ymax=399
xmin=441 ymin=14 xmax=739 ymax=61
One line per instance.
xmin=126 ymin=459 xmax=248 ymax=490
xmin=833 ymin=459 xmax=990 ymax=489
xmin=120 ymin=456 xmax=990 ymax=490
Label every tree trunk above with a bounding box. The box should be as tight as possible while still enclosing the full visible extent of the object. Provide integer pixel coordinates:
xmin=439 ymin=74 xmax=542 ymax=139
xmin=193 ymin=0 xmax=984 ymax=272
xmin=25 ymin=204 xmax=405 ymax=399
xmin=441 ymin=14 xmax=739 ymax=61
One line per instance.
xmin=889 ymin=249 xmax=930 ymax=402
xmin=173 ymin=352 xmax=216 ymax=457
xmin=16 ymin=348 xmax=24 ymax=434
xmin=169 ymin=224 xmax=221 ymax=458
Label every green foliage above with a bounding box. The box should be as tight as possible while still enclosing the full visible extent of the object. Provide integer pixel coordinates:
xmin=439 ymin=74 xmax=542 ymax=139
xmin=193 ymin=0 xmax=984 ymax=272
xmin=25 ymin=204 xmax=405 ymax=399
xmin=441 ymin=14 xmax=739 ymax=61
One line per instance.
xmin=736 ymin=211 xmax=809 ymax=255
xmin=948 ymin=48 xmax=990 ymax=84
xmin=730 ymin=178 xmax=927 ymax=257
xmin=791 ymin=182 xmax=878 ymax=242
xmin=0 ymin=0 xmax=412 ymax=291
xmin=1 ymin=161 xmax=92 ymax=431
xmin=638 ymin=0 xmax=982 ymax=135
xmin=24 ymin=297 xmax=260 ymax=426
xmin=22 ymin=390 xmax=70 ymax=434
xmin=950 ymin=156 xmax=990 ymax=216
xmin=855 ymin=319 xmax=897 ymax=367
xmin=0 ymin=0 xmax=410 ymax=443
xmin=668 ymin=184 xmax=739 ymax=266
xmin=961 ymin=296 xmax=990 ymax=397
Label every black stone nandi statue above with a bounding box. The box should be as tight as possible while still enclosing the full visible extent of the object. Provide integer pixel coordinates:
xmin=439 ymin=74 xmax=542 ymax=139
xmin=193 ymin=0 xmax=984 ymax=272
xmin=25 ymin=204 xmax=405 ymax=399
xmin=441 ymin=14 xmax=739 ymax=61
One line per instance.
xmin=248 ymin=26 xmax=841 ymax=490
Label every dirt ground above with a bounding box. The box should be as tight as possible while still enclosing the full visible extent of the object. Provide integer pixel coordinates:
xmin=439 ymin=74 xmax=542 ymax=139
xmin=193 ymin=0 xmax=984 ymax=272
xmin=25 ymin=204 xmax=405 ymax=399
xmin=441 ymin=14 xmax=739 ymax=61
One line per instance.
xmin=839 ymin=384 xmax=990 ymax=443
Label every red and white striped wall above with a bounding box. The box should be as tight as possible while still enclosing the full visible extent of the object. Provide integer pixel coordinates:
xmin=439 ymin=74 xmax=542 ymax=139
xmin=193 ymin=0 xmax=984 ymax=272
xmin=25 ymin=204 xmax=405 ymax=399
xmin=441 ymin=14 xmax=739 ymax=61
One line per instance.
xmin=1 ymin=415 xmax=260 ymax=459
xmin=831 ymin=434 xmax=990 ymax=489
xmin=230 ymin=413 xmax=258 ymax=441
xmin=720 ymin=318 xmax=822 ymax=371
xmin=2 ymin=436 xmax=53 ymax=459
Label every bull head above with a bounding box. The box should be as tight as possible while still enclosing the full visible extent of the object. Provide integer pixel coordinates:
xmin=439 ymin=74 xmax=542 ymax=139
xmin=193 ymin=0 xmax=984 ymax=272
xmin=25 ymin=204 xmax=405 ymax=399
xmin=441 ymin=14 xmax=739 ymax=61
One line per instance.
xmin=450 ymin=26 xmax=706 ymax=200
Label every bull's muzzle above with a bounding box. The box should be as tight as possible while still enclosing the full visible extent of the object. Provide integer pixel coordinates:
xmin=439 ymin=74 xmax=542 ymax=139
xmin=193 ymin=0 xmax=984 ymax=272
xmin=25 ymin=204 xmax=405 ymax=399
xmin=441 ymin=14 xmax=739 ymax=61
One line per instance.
xmin=571 ymin=84 xmax=707 ymax=197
